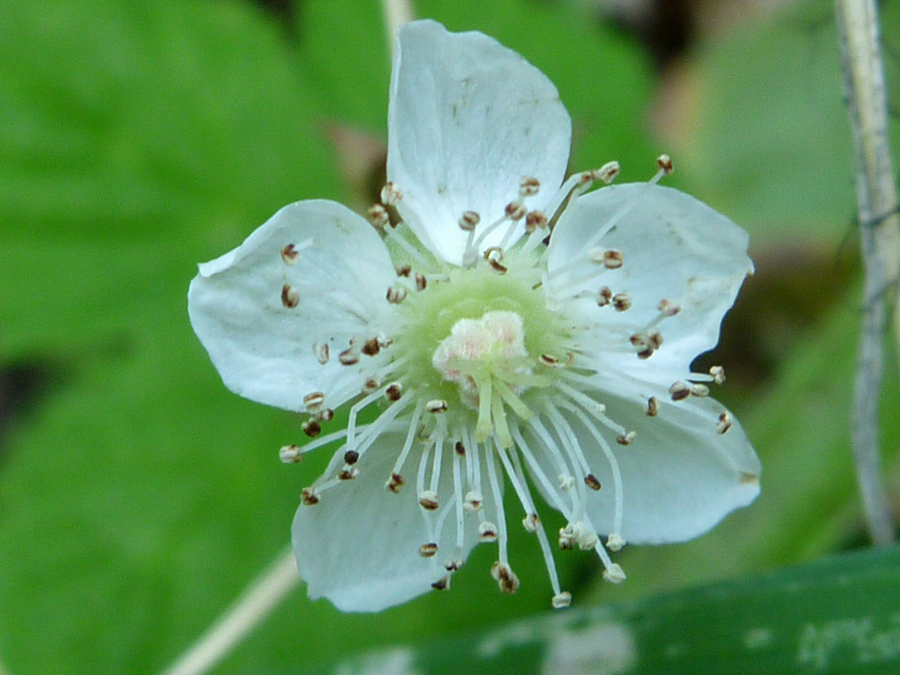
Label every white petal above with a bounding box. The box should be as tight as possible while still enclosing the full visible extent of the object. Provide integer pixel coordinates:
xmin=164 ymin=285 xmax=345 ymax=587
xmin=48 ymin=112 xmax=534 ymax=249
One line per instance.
xmin=188 ymin=200 xmax=397 ymax=412
xmin=387 ymin=20 xmax=571 ymax=265
xmin=548 ymin=184 xmax=753 ymax=379
xmin=526 ymin=392 xmax=760 ymax=544
xmin=292 ymin=429 xmax=490 ymax=612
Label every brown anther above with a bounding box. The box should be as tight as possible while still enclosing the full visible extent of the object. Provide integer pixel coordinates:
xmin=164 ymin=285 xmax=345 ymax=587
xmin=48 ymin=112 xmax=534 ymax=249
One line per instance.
xmin=395 ymin=264 xmax=412 ymax=277
xmin=368 ymin=203 xmax=390 ymax=228
xmin=385 ymin=382 xmax=403 ymax=402
xmin=458 ymin=210 xmax=480 ymax=231
xmin=314 ymin=343 xmax=329 ymax=365
xmin=425 ymin=399 xmax=448 ymax=413
xmin=540 ymin=354 xmax=560 ymax=367
xmin=464 ymin=490 xmax=483 ymax=512
xmin=603 ymin=249 xmax=624 ymax=269
xmin=637 ymin=348 xmax=654 ymax=360
xmin=656 ymin=154 xmax=674 ymax=175
xmin=648 ymin=332 xmax=663 ymax=350
xmin=710 ymin=365 xmax=726 ymax=385
xmin=316 ymin=408 xmax=334 ymax=423
xmin=418 ymin=542 xmax=438 ymax=558
xmin=522 ymin=513 xmax=539 ymax=533
xmin=338 ymin=347 xmax=360 ymax=366
xmin=505 ymin=200 xmax=527 ymax=220
xmin=584 ymin=473 xmax=602 ymax=491
xmin=524 ymin=210 xmax=548 ymax=233
xmin=690 ymin=383 xmax=710 ymax=398
xmin=454 ymin=441 xmax=466 ymax=456
xmin=478 ymin=521 xmax=498 ymax=542
xmin=577 ymin=171 xmax=594 ymax=186
xmin=431 ymin=575 xmax=451 ymax=590
xmin=669 ymin=381 xmax=691 ymax=401
xmin=362 ymin=378 xmax=380 ymax=394
xmin=281 ymin=284 xmax=300 ymax=309
xmin=646 ymin=396 xmax=660 ymax=417
xmin=616 ymin=431 xmax=637 ymax=445
xmin=386 ymin=472 xmax=405 ymax=493
xmin=381 ymin=182 xmax=402 ymax=205
xmin=303 ymin=391 xmax=326 ymax=412
xmin=300 ymin=488 xmax=319 ymax=506
xmin=491 ymin=562 xmax=520 ymax=594
xmin=629 ymin=334 xmax=647 ymax=349
xmin=415 ymin=272 xmax=427 ymax=291
xmin=344 ymin=450 xmax=360 ymax=465
xmin=658 ymin=299 xmax=681 ymax=316
xmin=717 ymin=411 xmax=733 ymax=434
xmin=338 ymin=467 xmax=358 ymax=481
xmin=302 ymin=419 xmax=322 ymax=438
xmin=279 ymin=445 xmax=302 ymax=464
xmin=418 ymin=490 xmax=439 ymax=510
xmin=444 ymin=559 xmax=463 ymax=572
xmin=519 ymin=176 xmax=541 ymax=196
xmin=362 ymin=337 xmax=380 ymax=356
xmin=280 ymin=243 xmax=300 ymax=264
xmin=484 ymin=247 xmax=508 ymax=274
xmin=595 ymin=160 xmax=620 ymax=184
xmin=612 ymin=293 xmax=632 ymax=312
xmin=597 ymin=286 xmax=613 ymax=307
xmin=386 ymin=285 xmax=408 ymax=304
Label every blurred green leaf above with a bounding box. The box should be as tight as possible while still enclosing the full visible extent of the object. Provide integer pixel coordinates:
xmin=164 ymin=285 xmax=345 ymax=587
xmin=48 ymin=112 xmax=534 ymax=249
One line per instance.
xmin=663 ymin=0 xmax=900 ymax=242
xmin=323 ymin=544 xmax=900 ymax=674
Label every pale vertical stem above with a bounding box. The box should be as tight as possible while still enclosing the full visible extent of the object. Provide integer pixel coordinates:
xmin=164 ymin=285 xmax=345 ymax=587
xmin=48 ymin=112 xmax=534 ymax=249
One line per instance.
xmin=834 ymin=0 xmax=900 ymax=546
xmin=381 ymin=0 xmax=415 ymax=56
xmin=160 ymin=548 xmax=300 ymax=675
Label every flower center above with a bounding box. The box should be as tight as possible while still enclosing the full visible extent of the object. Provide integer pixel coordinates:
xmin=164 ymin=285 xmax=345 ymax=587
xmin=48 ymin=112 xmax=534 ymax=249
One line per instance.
xmin=394 ymin=249 xmax=572 ymax=447
xmin=432 ymin=310 xmax=538 ymax=447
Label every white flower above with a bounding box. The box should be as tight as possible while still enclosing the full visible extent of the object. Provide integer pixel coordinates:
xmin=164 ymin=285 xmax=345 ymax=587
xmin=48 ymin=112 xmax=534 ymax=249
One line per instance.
xmin=188 ymin=20 xmax=761 ymax=613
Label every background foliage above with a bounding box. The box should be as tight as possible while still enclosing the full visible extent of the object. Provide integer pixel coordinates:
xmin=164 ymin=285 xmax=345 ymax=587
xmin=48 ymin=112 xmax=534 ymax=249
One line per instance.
xmin=1 ymin=0 xmax=898 ymax=672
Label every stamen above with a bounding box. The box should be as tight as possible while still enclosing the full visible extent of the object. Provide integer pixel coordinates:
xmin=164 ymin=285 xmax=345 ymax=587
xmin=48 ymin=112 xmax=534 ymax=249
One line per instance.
xmin=717 ymin=411 xmax=733 ymax=434
xmin=565 ymin=404 xmax=625 ymax=539
xmin=281 ymin=284 xmax=300 ymax=308
xmin=380 ymin=182 xmax=402 ymax=205
xmin=479 ymin=521 xmax=499 ymax=542
xmin=650 ymin=154 xmax=674 ymax=184
xmin=491 ymin=561 xmax=520 ymax=595
xmin=511 ymin=426 xmax=575 ymax=521
xmin=313 ymin=342 xmax=329 ymax=365
xmin=386 ymin=400 xmax=426 ymax=491
xmin=452 ymin=441 xmax=466 ymax=550
xmin=429 ymin=434 xmax=444 ymax=494
xmin=496 ymin=441 xmax=566 ymax=602
xmin=710 ymin=365 xmax=726 ymax=384
xmin=368 ymin=203 xmax=390 ymax=227
xmin=595 ymin=161 xmax=620 ymax=184
xmin=279 ymin=445 xmax=302 ymax=464
xmin=416 ymin=443 xmax=438 ymax=545
xmin=280 ymin=243 xmax=301 ymax=264
xmin=485 ymin=449 xmax=508 ymax=565
xmin=519 ymin=176 xmax=541 ymax=196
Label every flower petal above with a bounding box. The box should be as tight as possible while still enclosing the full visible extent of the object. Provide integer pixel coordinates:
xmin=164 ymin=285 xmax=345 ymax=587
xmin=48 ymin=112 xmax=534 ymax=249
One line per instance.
xmin=292 ymin=429 xmax=491 ymax=612
xmin=188 ymin=200 xmax=397 ymax=412
xmin=548 ymin=183 xmax=753 ymax=380
xmin=526 ymin=391 xmax=759 ymax=544
xmin=387 ymin=20 xmax=571 ymax=265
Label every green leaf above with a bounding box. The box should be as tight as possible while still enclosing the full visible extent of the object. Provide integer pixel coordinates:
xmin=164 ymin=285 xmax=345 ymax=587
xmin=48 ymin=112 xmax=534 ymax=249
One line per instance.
xmin=324 ymin=544 xmax=900 ymax=674
xmin=662 ymin=0 xmax=900 ymax=242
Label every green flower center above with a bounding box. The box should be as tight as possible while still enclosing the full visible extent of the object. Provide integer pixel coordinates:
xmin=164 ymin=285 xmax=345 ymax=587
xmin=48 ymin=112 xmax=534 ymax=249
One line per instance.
xmin=395 ymin=250 xmax=572 ymax=447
